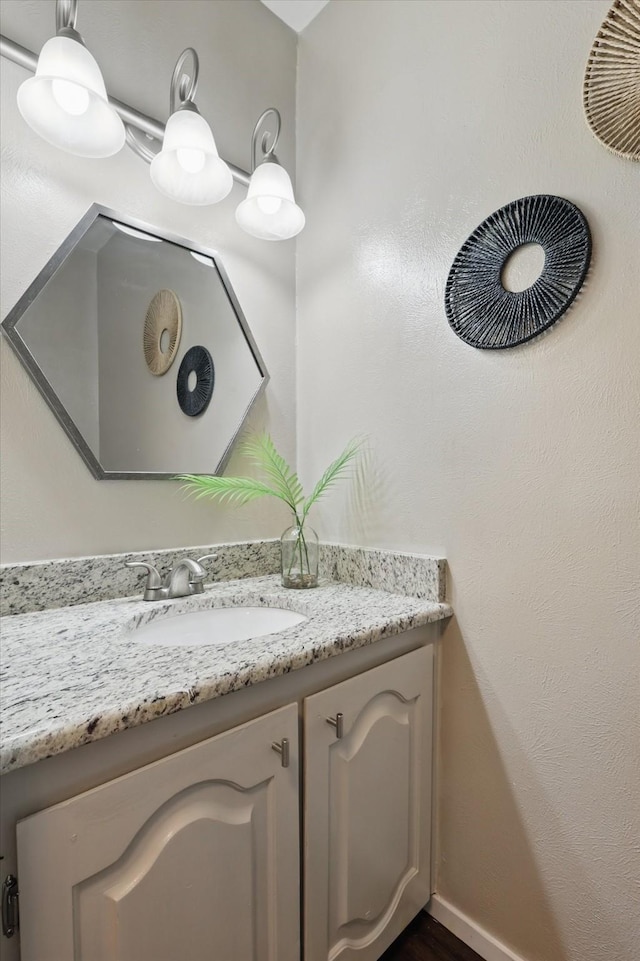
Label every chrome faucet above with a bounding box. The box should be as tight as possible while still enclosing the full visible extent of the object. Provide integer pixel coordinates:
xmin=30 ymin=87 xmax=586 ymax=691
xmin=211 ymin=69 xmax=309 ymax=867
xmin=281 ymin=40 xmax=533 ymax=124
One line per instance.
xmin=126 ymin=554 xmax=218 ymax=601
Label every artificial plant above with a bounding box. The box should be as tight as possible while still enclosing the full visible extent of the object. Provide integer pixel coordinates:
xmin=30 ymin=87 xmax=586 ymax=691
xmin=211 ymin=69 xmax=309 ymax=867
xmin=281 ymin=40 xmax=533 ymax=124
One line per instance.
xmin=178 ymin=433 xmax=361 ymax=586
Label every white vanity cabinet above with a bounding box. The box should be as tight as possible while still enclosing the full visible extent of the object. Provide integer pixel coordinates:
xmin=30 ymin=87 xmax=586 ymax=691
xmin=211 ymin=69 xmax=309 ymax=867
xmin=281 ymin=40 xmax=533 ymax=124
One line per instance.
xmin=15 ymin=705 xmax=300 ymax=961
xmin=7 ymin=636 xmax=437 ymax=961
xmin=304 ymin=645 xmax=433 ymax=961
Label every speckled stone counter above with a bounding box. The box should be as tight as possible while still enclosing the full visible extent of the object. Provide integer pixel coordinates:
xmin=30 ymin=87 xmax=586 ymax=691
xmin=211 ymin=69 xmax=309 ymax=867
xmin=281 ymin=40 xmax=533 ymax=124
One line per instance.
xmin=0 ymin=540 xmax=446 ymax=615
xmin=0 ymin=541 xmax=280 ymax=616
xmin=0 ymin=575 xmax=451 ymax=775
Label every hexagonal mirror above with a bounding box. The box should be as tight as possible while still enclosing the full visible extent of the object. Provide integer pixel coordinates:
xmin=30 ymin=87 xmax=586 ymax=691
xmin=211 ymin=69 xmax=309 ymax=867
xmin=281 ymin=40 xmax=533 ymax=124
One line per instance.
xmin=1 ymin=205 xmax=268 ymax=478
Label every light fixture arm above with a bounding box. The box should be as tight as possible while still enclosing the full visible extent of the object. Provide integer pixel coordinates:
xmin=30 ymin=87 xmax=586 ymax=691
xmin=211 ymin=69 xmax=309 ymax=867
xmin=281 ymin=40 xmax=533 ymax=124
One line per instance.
xmin=124 ymin=125 xmax=161 ymax=164
xmin=170 ymin=48 xmax=199 ymax=114
xmin=251 ymin=107 xmax=281 ymax=172
xmin=127 ymin=48 xmax=201 ymax=164
xmin=54 ymin=0 xmax=85 ymax=47
xmin=55 ymin=0 xmax=78 ymax=33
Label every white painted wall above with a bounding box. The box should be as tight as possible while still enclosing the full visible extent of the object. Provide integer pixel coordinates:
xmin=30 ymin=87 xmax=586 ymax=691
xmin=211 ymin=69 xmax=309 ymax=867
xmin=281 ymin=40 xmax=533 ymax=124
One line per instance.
xmin=297 ymin=2 xmax=640 ymax=960
xmin=0 ymin=0 xmax=297 ymax=561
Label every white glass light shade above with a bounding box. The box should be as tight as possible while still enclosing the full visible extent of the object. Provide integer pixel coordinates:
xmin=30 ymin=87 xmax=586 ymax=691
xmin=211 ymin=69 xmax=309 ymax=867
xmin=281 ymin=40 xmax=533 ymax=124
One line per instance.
xmin=17 ymin=35 xmax=125 ymax=158
xmin=236 ymin=160 xmax=305 ymax=241
xmin=150 ymin=109 xmax=233 ymax=206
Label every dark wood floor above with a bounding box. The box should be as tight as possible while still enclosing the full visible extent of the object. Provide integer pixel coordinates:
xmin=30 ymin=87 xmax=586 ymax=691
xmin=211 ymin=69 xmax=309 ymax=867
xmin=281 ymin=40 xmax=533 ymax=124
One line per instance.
xmin=380 ymin=912 xmax=483 ymax=961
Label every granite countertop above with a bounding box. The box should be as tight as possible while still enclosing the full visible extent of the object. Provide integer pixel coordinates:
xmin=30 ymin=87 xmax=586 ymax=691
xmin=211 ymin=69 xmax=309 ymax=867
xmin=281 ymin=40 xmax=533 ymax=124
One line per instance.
xmin=0 ymin=574 xmax=451 ymax=775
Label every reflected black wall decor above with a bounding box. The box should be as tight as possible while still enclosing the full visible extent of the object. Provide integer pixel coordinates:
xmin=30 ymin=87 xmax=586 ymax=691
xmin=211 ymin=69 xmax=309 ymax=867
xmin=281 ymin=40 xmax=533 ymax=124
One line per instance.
xmin=177 ymin=346 xmax=215 ymax=417
xmin=445 ymin=195 xmax=591 ymax=349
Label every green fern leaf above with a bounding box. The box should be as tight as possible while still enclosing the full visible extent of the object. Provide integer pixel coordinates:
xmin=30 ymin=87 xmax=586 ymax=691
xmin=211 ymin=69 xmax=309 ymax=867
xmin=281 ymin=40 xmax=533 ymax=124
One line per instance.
xmin=240 ymin=433 xmax=304 ymax=515
xmin=301 ymin=438 xmax=362 ymax=524
xmin=177 ymin=474 xmax=280 ymax=508
xmin=176 ymin=434 xmax=362 ymax=528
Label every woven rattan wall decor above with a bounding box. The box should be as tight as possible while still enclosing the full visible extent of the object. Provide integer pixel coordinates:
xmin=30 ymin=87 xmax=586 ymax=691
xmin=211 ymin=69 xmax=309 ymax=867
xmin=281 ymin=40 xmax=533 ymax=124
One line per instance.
xmin=143 ymin=289 xmax=182 ymax=375
xmin=583 ymin=0 xmax=640 ymax=161
xmin=445 ymin=195 xmax=592 ymax=349
xmin=176 ymin=345 xmax=215 ymax=417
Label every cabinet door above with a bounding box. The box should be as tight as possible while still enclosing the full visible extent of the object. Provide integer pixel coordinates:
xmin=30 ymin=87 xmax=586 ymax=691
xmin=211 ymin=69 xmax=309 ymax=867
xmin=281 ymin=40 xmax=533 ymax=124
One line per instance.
xmin=16 ymin=704 xmax=300 ymax=961
xmin=304 ymin=645 xmax=433 ymax=961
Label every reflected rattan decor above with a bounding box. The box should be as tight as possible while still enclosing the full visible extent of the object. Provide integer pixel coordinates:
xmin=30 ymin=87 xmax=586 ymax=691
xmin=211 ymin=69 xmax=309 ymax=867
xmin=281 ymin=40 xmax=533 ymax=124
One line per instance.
xmin=583 ymin=0 xmax=640 ymax=161
xmin=143 ymin=289 xmax=183 ymax=375
xmin=445 ymin=195 xmax=591 ymax=350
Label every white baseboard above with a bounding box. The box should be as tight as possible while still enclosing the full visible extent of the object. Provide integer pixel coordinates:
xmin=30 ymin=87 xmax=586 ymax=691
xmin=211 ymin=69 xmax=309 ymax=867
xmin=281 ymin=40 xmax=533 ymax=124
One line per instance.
xmin=427 ymin=894 xmax=528 ymax=961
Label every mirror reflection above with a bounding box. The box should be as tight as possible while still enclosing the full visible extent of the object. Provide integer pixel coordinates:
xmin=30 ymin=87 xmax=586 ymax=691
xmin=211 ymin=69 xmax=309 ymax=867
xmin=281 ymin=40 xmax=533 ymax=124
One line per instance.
xmin=1 ymin=207 xmax=268 ymax=478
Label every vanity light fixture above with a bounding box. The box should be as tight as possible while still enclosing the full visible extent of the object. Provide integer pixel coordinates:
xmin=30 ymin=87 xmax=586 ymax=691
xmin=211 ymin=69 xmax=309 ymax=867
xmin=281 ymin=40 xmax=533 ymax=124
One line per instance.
xmin=16 ymin=0 xmax=125 ymax=158
xmin=2 ymin=0 xmax=304 ymax=239
xmin=236 ymin=109 xmax=305 ymax=241
xmin=149 ymin=48 xmax=233 ymax=206
xmin=111 ymin=221 xmax=163 ymax=242
xmin=190 ymin=251 xmax=216 ymax=267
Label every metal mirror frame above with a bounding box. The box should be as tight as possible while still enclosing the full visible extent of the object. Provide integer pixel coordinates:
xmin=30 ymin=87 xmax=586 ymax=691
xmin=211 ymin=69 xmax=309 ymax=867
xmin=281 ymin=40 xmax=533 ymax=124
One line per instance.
xmin=0 ymin=204 xmax=269 ymax=479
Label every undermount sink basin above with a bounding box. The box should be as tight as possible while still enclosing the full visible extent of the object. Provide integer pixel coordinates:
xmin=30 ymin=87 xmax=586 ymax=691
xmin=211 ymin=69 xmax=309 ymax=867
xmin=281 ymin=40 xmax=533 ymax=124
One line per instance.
xmin=131 ymin=606 xmax=307 ymax=647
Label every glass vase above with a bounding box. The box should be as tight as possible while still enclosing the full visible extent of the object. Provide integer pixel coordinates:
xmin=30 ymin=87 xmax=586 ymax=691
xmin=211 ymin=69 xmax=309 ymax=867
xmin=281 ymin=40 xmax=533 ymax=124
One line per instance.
xmin=281 ymin=523 xmax=319 ymax=589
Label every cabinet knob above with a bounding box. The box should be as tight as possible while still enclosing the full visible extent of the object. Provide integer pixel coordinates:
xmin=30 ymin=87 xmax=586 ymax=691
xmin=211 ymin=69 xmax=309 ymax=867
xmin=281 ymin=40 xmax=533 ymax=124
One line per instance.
xmin=271 ymin=738 xmax=290 ymax=767
xmin=326 ymin=713 xmax=344 ymax=739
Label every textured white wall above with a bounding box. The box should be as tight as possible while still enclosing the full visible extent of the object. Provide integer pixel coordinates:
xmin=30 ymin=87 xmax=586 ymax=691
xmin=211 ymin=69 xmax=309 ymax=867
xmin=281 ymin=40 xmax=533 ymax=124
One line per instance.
xmin=297 ymin=2 xmax=640 ymax=960
xmin=0 ymin=0 xmax=297 ymax=562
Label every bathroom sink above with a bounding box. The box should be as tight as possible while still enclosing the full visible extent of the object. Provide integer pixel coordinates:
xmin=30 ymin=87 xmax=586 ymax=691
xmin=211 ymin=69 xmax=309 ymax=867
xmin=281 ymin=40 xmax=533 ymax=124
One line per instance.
xmin=131 ymin=606 xmax=307 ymax=647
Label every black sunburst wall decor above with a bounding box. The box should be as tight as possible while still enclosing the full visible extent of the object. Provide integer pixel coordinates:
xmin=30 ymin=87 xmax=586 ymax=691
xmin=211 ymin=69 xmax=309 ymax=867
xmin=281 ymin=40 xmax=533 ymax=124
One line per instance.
xmin=444 ymin=195 xmax=592 ymax=349
xmin=176 ymin=345 xmax=215 ymax=417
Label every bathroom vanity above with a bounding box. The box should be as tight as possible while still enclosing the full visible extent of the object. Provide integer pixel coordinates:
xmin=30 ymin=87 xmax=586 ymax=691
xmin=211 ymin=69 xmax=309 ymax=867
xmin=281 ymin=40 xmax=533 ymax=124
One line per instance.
xmin=0 ymin=558 xmax=451 ymax=961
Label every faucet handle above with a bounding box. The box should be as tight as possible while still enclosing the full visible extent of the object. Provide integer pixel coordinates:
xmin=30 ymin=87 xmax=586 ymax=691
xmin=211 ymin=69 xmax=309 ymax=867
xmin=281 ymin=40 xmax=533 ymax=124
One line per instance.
xmin=125 ymin=561 xmax=165 ymax=600
xmin=125 ymin=561 xmax=162 ymax=586
xmin=185 ymin=553 xmax=217 ymax=594
xmin=195 ymin=553 xmax=218 ymax=569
